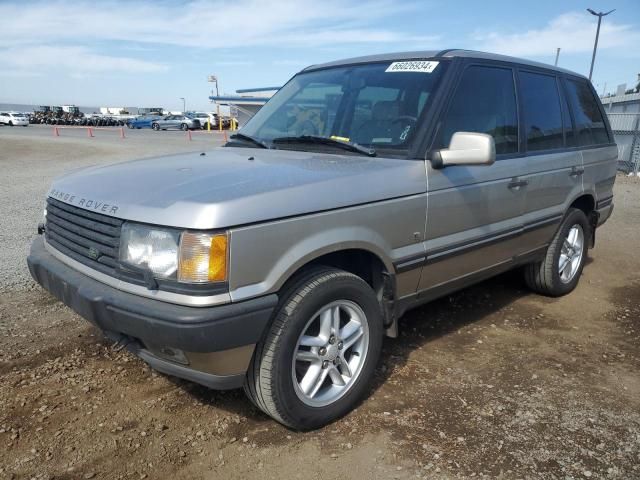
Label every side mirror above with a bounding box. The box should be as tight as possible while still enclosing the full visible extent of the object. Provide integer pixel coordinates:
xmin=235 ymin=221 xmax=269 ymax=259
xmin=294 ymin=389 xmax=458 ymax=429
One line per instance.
xmin=432 ymin=132 xmax=496 ymax=168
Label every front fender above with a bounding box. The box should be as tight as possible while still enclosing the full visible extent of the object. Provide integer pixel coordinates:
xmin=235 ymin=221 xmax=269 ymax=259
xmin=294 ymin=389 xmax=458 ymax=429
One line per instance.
xmin=227 ymin=196 xmax=427 ymax=302
xmin=229 ymin=225 xmax=394 ymax=302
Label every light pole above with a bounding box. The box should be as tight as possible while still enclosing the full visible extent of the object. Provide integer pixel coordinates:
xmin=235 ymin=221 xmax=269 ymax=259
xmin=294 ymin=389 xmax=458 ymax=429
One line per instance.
xmin=208 ymin=75 xmax=221 ymax=129
xmin=179 ymin=97 xmax=186 ymax=113
xmin=587 ymin=8 xmax=615 ymax=81
xmin=554 ymin=47 xmax=561 ymax=66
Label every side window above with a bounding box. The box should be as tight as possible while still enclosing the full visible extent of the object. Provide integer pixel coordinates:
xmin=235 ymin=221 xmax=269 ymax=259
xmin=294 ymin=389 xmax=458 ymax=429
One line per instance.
xmin=519 ymin=71 xmax=564 ymax=151
xmin=440 ymin=65 xmax=518 ymax=154
xmin=565 ymin=79 xmax=610 ymax=146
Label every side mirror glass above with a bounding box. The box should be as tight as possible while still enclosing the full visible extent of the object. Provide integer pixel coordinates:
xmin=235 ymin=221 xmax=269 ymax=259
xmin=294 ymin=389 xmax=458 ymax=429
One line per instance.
xmin=432 ymin=132 xmax=496 ymax=168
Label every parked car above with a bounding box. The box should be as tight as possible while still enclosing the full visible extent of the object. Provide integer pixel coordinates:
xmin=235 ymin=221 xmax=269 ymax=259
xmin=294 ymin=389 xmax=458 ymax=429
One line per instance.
xmin=151 ymin=115 xmax=201 ymax=131
xmin=127 ymin=115 xmax=161 ymax=129
xmin=0 ymin=111 xmax=29 ymax=126
xmin=28 ymin=50 xmax=617 ymax=430
xmin=188 ymin=112 xmax=217 ymax=129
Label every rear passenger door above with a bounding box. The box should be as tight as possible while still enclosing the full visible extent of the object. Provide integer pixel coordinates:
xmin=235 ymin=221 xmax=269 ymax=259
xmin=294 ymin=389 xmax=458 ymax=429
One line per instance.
xmin=563 ymin=77 xmax=617 ymax=211
xmin=515 ymin=69 xmax=584 ymax=254
xmin=419 ymin=62 xmax=527 ymax=293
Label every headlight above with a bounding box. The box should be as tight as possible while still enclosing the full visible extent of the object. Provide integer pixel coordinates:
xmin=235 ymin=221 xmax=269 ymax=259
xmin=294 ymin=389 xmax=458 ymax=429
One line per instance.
xmin=120 ymin=223 xmax=180 ymax=278
xmin=119 ymin=223 xmax=228 ymax=284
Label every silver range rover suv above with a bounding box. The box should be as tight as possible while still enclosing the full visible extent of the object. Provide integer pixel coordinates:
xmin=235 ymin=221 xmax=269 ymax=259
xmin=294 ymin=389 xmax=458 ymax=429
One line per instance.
xmin=28 ymin=50 xmax=616 ymax=430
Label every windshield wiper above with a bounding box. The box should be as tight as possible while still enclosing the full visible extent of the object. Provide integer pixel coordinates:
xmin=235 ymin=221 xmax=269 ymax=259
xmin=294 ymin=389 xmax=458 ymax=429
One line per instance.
xmin=228 ymin=132 xmax=270 ymax=149
xmin=271 ymin=135 xmax=376 ymax=157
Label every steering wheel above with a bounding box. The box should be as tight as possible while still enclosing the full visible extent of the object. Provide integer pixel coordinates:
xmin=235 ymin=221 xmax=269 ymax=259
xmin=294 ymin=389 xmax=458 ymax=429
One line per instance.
xmin=391 ymin=115 xmax=417 ymax=128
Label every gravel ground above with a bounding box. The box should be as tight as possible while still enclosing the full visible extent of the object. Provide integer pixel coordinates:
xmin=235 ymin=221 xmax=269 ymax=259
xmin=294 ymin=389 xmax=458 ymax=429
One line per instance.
xmin=1 ymin=128 xmax=639 ymax=479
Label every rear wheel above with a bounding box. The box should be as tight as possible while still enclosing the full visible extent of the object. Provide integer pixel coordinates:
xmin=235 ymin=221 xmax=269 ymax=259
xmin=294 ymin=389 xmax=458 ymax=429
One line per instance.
xmin=524 ymin=208 xmax=589 ymax=297
xmin=244 ymin=267 xmax=383 ymax=430
xmin=180 ymin=123 xmax=189 ymax=131
xmin=8 ymin=121 xmax=13 ymax=126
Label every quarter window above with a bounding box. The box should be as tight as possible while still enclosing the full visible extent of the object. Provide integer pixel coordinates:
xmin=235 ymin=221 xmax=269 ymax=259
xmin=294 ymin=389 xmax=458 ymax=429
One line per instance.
xmin=440 ymin=65 xmax=518 ymax=154
xmin=519 ymin=71 xmax=564 ymax=151
xmin=565 ymin=79 xmax=610 ymax=146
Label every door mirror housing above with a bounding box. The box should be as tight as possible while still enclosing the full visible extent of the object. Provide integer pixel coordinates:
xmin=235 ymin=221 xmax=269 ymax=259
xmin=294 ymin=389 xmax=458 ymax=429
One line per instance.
xmin=431 ymin=132 xmax=496 ymax=168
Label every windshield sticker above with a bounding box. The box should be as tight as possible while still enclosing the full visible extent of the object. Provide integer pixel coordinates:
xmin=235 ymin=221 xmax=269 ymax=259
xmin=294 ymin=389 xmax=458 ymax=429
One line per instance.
xmin=330 ymin=135 xmax=350 ymax=142
xmin=385 ymin=61 xmax=439 ymax=73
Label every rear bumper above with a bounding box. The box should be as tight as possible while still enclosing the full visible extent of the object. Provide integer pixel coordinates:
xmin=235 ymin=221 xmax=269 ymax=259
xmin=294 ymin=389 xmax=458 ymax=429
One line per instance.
xmin=596 ymin=196 xmax=614 ymax=227
xmin=27 ymin=236 xmax=277 ymax=389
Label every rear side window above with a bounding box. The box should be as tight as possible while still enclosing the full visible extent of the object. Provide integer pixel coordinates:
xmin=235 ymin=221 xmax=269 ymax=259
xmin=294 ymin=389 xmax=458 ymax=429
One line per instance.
xmin=519 ymin=71 xmax=564 ymax=151
xmin=565 ymin=79 xmax=610 ymax=146
xmin=440 ymin=65 xmax=518 ymax=154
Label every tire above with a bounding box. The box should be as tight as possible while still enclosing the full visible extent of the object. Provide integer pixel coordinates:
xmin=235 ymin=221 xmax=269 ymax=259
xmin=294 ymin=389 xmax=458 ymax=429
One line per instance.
xmin=152 ymin=123 xmax=160 ymax=131
xmin=127 ymin=123 xmax=134 ymax=129
xmin=8 ymin=121 xmax=13 ymax=126
xmin=244 ymin=267 xmax=383 ymax=430
xmin=180 ymin=123 xmax=189 ymax=131
xmin=524 ymin=207 xmax=590 ymax=297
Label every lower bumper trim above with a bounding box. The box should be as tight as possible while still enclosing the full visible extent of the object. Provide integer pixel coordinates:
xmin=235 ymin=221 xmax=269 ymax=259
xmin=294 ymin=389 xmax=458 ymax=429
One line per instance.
xmin=133 ymin=344 xmax=245 ymax=390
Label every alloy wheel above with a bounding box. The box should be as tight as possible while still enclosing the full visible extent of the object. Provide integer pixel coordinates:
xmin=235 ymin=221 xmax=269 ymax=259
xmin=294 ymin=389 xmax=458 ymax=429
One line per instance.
xmin=292 ymin=300 xmax=369 ymax=407
xmin=559 ymin=224 xmax=584 ymax=283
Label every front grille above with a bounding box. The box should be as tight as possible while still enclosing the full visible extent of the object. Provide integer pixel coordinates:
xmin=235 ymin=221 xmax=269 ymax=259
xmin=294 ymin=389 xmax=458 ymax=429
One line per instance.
xmin=45 ymin=197 xmax=124 ymax=276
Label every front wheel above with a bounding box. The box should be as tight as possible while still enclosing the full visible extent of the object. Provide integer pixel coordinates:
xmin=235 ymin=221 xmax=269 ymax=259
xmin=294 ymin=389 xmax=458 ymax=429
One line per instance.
xmin=152 ymin=123 xmax=160 ymax=131
xmin=524 ymin=208 xmax=589 ymax=297
xmin=180 ymin=123 xmax=189 ymax=131
xmin=244 ymin=267 xmax=383 ymax=430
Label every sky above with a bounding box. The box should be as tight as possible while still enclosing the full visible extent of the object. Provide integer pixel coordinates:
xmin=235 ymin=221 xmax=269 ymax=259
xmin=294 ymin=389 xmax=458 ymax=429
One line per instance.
xmin=0 ymin=0 xmax=638 ymax=111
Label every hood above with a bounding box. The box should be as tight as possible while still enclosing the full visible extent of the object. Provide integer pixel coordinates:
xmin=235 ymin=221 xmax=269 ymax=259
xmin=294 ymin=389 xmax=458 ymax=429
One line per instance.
xmin=48 ymin=147 xmax=426 ymax=229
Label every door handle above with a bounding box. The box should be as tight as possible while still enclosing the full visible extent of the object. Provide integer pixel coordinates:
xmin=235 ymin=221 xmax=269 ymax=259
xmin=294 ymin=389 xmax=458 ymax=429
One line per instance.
xmin=508 ymin=178 xmax=528 ymax=189
xmin=569 ymin=167 xmax=585 ymax=177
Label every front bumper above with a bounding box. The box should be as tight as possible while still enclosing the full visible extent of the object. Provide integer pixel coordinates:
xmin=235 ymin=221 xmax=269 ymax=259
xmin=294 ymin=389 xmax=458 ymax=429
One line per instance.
xmin=27 ymin=237 xmax=278 ymax=389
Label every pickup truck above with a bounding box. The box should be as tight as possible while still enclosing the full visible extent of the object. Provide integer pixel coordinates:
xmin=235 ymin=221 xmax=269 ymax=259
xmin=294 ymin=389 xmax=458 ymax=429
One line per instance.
xmin=28 ymin=49 xmax=616 ymax=430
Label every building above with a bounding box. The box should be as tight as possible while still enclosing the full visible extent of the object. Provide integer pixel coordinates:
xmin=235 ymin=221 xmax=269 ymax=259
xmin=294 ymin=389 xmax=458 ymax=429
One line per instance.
xmin=209 ymin=86 xmax=279 ymax=125
xmin=602 ymin=85 xmax=640 ymax=173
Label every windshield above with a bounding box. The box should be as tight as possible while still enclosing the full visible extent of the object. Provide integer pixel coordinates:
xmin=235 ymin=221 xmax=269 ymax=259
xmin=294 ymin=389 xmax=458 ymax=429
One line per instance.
xmin=238 ymin=59 xmax=447 ymax=155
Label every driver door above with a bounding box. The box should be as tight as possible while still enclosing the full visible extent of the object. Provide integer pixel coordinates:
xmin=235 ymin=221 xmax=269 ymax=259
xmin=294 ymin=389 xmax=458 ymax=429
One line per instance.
xmin=417 ymin=63 xmax=527 ymax=293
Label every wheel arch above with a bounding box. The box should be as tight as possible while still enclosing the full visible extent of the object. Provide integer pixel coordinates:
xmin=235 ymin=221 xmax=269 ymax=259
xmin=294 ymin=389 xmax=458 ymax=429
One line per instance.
xmin=230 ymin=230 xmax=397 ymax=306
xmin=569 ymin=193 xmax=596 ymax=216
xmin=562 ymin=192 xmax=598 ymax=248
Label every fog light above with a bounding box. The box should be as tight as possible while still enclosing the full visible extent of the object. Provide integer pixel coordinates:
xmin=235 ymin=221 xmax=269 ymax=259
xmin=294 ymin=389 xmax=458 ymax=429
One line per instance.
xmin=156 ymin=346 xmax=189 ymax=365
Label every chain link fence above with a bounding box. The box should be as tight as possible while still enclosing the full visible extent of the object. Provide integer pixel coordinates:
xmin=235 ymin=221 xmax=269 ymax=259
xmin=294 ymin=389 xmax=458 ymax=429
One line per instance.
xmin=607 ymin=113 xmax=640 ymax=174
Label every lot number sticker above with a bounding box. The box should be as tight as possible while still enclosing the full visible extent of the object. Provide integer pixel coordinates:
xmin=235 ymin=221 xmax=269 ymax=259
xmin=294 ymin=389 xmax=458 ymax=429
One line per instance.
xmin=385 ymin=61 xmax=439 ymax=73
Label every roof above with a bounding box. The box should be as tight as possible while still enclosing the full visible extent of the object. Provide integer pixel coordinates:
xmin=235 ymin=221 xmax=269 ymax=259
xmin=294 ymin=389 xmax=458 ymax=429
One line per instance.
xmin=601 ymin=91 xmax=640 ymax=105
xmin=208 ymin=95 xmax=270 ymax=105
xmin=303 ymin=49 xmax=585 ymax=78
xmin=235 ymin=86 xmax=281 ymax=94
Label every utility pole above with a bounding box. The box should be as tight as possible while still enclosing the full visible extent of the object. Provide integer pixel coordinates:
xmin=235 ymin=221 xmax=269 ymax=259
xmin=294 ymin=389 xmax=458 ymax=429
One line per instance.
xmin=180 ymin=97 xmax=185 ymax=113
xmin=554 ymin=48 xmax=561 ymax=66
xmin=587 ymin=8 xmax=615 ymax=81
xmin=208 ymin=75 xmax=221 ymax=129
